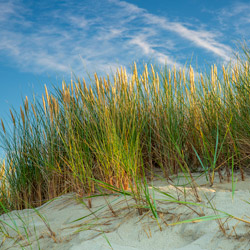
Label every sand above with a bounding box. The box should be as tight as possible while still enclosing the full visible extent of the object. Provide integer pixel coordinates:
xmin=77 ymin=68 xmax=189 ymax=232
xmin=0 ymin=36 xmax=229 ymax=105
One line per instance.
xmin=1 ymin=171 xmax=250 ymax=250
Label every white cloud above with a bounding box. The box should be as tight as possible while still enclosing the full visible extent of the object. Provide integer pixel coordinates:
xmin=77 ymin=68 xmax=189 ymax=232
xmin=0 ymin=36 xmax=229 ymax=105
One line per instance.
xmin=0 ymin=0 xmax=238 ymax=77
xmin=0 ymin=1 xmax=18 ymax=22
xmin=127 ymin=6 xmax=232 ymax=62
xmin=220 ymin=2 xmax=250 ymax=17
xmin=129 ymin=35 xmax=181 ymax=68
xmin=211 ymin=2 xmax=250 ymax=40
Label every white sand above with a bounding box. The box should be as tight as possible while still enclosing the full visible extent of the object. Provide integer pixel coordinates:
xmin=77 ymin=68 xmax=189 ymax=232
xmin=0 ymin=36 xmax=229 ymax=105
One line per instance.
xmin=1 ymin=171 xmax=250 ymax=250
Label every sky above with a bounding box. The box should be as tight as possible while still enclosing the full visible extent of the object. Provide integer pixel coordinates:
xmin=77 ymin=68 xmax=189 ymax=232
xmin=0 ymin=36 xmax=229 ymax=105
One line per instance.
xmin=0 ymin=0 xmax=250 ymax=154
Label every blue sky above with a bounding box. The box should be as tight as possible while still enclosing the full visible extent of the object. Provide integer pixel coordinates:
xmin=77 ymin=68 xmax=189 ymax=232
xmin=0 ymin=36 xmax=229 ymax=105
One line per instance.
xmin=0 ymin=0 xmax=250 ymax=138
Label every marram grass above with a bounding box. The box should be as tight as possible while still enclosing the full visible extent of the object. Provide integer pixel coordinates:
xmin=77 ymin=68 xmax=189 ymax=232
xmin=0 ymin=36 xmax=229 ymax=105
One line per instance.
xmin=0 ymin=45 xmax=250 ymax=214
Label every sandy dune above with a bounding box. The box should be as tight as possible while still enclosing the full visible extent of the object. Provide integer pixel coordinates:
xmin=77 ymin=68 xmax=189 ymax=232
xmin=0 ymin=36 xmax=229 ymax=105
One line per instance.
xmin=1 ymin=172 xmax=250 ymax=250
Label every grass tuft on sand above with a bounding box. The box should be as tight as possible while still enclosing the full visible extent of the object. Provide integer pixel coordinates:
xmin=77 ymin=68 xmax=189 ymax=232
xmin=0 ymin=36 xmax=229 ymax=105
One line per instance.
xmin=0 ymin=44 xmax=250 ymax=219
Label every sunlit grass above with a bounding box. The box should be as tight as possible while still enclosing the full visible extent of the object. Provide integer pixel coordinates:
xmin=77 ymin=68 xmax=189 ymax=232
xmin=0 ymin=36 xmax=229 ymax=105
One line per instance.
xmin=0 ymin=45 xmax=249 ymax=218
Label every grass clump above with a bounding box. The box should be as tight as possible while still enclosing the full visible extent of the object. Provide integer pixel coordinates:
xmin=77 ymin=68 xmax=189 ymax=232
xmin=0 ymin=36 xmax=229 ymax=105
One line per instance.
xmin=0 ymin=45 xmax=250 ymax=215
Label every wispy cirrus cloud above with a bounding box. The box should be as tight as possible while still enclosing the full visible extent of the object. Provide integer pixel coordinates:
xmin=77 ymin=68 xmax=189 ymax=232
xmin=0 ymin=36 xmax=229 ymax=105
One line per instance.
xmin=0 ymin=0 xmax=239 ymax=77
xmin=112 ymin=0 xmax=232 ymax=62
xmin=206 ymin=2 xmax=250 ymax=40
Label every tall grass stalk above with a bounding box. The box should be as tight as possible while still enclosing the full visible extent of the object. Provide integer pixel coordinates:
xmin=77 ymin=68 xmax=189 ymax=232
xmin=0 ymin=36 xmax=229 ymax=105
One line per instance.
xmin=0 ymin=46 xmax=250 ymax=214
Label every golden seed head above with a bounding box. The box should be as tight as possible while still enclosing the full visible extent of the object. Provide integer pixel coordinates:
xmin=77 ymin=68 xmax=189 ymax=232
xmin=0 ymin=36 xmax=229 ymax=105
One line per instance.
xmin=120 ymin=67 xmax=123 ymax=79
xmin=42 ymin=94 xmax=47 ymax=115
xmin=222 ymin=65 xmax=226 ymax=82
xmin=200 ymin=73 xmax=204 ymax=90
xmin=74 ymin=82 xmax=79 ymax=99
xmin=20 ymin=106 xmax=25 ymax=128
xmin=10 ymin=109 xmax=16 ymax=126
xmin=189 ymin=66 xmax=194 ymax=78
xmin=173 ymin=67 xmax=177 ymax=90
xmin=211 ymin=65 xmax=214 ymax=84
xmin=144 ymin=64 xmax=148 ymax=78
xmin=83 ymin=78 xmax=88 ymax=93
xmin=234 ymin=65 xmax=239 ymax=81
xmin=29 ymin=125 xmax=33 ymax=136
xmin=133 ymin=62 xmax=138 ymax=79
xmin=52 ymin=96 xmax=59 ymax=115
xmin=31 ymin=104 xmax=37 ymax=120
xmin=183 ymin=69 xmax=186 ymax=84
xmin=43 ymin=130 xmax=46 ymax=141
xmin=214 ymin=64 xmax=217 ymax=78
xmin=112 ymin=86 xmax=116 ymax=96
xmin=89 ymin=86 xmax=94 ymax=100
xmin=71 ymin=80 xmax=74 ymax=96
xmin=24 ymin=96 xmax=29 ymax=113
xmin=168 ymin=69 xmax=171 ymax=84
xmin=94 ymin=73 xmax=100 ymax=98
xmin=1 ymin=119 xmax=6 ymax=134
xmin=179 ymin=69 xmax=182 ymax=83
xmin=232 ymin=71 xmax=236 ymax=83
xmin=151 ymin=64 xmax=155 ymax=80
xmin=62 ymin=81 xmax=66 ymax=92
xmin=103 ymin=77 xmax=109 ymax=91
xmin=0 ymin=160 xmax=5 ymax=178
xmin=99 ymin=78 xmax=105 ymax=97
xmin=156 ymin=73 xmax=160 ymax=92
xmin=63 ymin=89 xmax=70 ymax=104
xmin=129 ymin=81 xmax=133 ymax=96
xmin=44 ymin=85 xmax=50 ymax=106
xmin=245 ymin=61 xmax=249 ymax=76
xmin=124 ymin=67 xmax=128 ymax=83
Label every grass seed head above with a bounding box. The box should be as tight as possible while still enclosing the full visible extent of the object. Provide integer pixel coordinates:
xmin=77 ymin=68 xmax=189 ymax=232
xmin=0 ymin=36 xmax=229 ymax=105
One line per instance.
xmin=245 ymin=61 xmax=249 ymax=76
xmin=10 ymin=109 xmax=16 ymax=126
xmin=1 ymin=119 xmax=6 ymax=134
xmin=20 ymin=106 xmax=25 ymax=128
xmin=189 ymin=66 xmax=195 ymax=95
xmin=24 ymin=96 xmax=29 ymax=113
xmin=31 ymin=103 xmax=37 ymax=120
xmin=42 ymin=94 xmax=47 ymax=115
xmin=83 ymin=78 xmax=88 ymax=94
xmin=63 ymin=88 xmax=71 ymax=105
xmin=44 ymin=84 xmax=51 ymax=108
xmin=52 ymin=96 xmax=59 ymax=116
